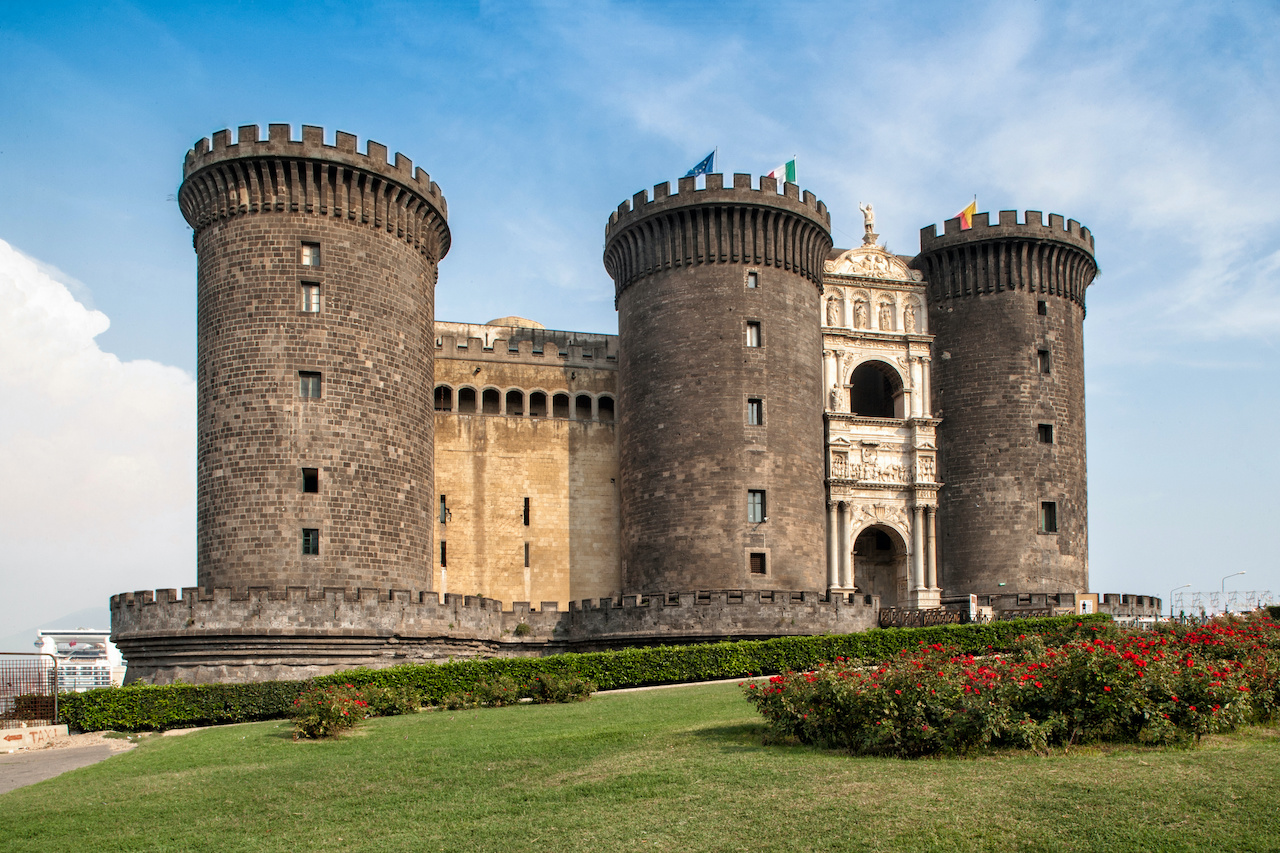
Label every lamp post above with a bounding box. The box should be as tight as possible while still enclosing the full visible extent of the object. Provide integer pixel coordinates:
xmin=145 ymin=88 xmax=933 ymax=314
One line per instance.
xmin=1221 ymin=571 xmax=1245 ymax=593
xmin=1169 ymin=584 xmax=1191 ymax=620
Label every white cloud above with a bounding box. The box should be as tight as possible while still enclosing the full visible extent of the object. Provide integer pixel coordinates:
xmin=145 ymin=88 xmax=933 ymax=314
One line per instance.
xmin=0 ymin=238 xmax=194 ymax=632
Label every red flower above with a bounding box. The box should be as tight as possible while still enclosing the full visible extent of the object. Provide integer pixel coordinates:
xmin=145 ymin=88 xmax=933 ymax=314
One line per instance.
xmin=1103 ymin=686 xmax=1111 ymax=692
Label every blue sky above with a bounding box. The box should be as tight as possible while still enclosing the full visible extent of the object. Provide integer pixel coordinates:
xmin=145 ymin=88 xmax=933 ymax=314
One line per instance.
xmin=1 ymin=1 xmax=1277 ymax=636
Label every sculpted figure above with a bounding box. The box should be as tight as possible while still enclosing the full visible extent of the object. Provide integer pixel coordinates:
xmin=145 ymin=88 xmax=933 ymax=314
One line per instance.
xmin=828 ymin=387 xmax=840 ymax=411
xmin=903 ymin=300 xmax=917 ymax=333
xmin=826 ymin=296 xmax=839 ymax=326
xmin=878 ymin=302 xmax=893 ymax=331
xmin=859 ymin=201 xmax=875 ymax=234
xmin=853 ymin=300 xmax=868 ymax=328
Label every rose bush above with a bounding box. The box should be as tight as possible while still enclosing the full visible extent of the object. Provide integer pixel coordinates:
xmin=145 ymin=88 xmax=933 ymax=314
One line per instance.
xmin=745 ymin=613 xmax=1279 ymax=757
xmin=290 ymin=683 xmax=420 ymax=739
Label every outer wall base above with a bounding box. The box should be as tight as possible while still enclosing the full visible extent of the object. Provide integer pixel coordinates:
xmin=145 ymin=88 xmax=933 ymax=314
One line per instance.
xmin=111 ymin=587 xmax=880 ymax=685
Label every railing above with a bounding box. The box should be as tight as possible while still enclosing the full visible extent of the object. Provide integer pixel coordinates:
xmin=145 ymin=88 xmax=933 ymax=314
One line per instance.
xmin=0 ymin=653 xmax=58 ymax=728
xmin=879 ymin=608 xmax=965 ymax=628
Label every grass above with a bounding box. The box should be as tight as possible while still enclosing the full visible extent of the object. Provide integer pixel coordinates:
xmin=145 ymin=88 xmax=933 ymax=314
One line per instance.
xmin=2 ymin=682 xmax=1278 ymax=852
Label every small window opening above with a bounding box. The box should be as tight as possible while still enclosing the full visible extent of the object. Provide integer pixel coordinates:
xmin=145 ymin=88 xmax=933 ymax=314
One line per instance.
xmin=748 ymin=490 xmax=766 ymax=523
xmin=439 ymin=494 xmax=449 ymax=524
xmin=749 ymin=552 xmax=767 ymax=574
xmin=1039 ymin=501 xmax=1058 ymax=533
xmin=747 ymin=398 xmax=763 ymax=426
xmin=1018 ymin=593 xmax=1033 ymax=606
xmin=1037 ymin=300 xmax=1048 ymax=316
xmin=574 ymin=394 xmax=593 ymax=421
xmin=482 ymin=388 xmax=501 ymax=414
xmin=506 ymin=389 xmax=524 ymax=415
xmin=597 ymin=396 xmax=615 ymax=422
xmin=746 ymin=271 xmax=759 ymax=289
xmin=440 ymin=541 xmax=447 ymax=568
xmin=302 ymin=468 xmax=319 ymax=493
xmin=457 ymin=387 xmax=477 ymax=413
xmin=523 ymin=497 xmax=530 ymax=526
xmin=745 ymin=321 xmax=761 ymax=348
xmin=552 ymin=393 xmax=570 ymax=418
xmin=1038 ymin=423 xmax=1054 ymax=444
xmin=299 ymin=372 xmax=322 ymax=398
xmin=301 ymin=283 xmax=321 ymax=313
xmin=300 ymin=242 xmax=320 ymax=266
xmin=1038 ymin=349 xmax=1051 ymax=374
xmin=434 ymin=385 xmax=453 ymax=412
xmin=524 ymin=542 xmax=530 ymax=568
xmin=302 ymin=528 xmax=320 ymax=555
xmin=528 ymin=391 xmax=547 ymax=418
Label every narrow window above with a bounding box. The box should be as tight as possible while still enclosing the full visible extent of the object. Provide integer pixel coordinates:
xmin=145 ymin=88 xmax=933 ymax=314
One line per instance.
xmin=433 ymin=385 xmax=453 ymax=412
xmin=301 ymin=283 xmax=321 ymax=313
xmin=746 ymin=321 xmax=761 ymax=348
xmin=301 ymin=528 xmax=320 ymax=555
xmin=524 ymin=542 xmax=530 ymax=568
xmin=748 ymin=490 xmax=766 ymax=523
xmin=299 ymin=371 xmax=322 ymax=398
xmin=506 ymin=389 xmax=524 ymax=415
xmin=1037 ymin=349 xmax=1051 ymax=374
xmin=302 ymin=468 xmax=319 ymax=493
xmin=1037 ymin=300 xmax=1048 ymax=316
xmin=747 ymin=398 xmax=763 ymax=426
xmin=746 ymin=271 xmax=759 ymax=289
xmin=1039 ymin=501 xmax=1058 ymax=533
xmin=439 ymin=495 xmax=448 ymax=524
xmin=301 ymin=242 xmax=320 ymax=266
xmin=528 ymin=391 xmax=547 ymax=418
xmin=1038 ymin=423 xmax=1054 ymax=444
xmin=597 ymin=396 xmax=615 ymax=422
xmin=440 ymin=541 xmax=447 ymax=568
xmin=574 ymin=394 xmax=593 ymax=420
xmin=523 ymin=497 xmax=530 ymax=526
xmin=749 ymin=552 xmax=767 ymax=574
xmin=552 ymin=393 xmax=570 ymax=418
xmin=457 ymin=387 xmax=477 ymax=413
xmin=482 ymin=388 xmax=501 ymax=414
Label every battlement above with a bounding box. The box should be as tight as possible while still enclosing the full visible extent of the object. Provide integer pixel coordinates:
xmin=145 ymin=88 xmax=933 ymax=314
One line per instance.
xmin=178 ymin=124 xmax=450 ymax=259
xmin=434 ymin=320 xmax=619 ymax=366
xmin=918 ymin=210 xmax=1094 ymax=257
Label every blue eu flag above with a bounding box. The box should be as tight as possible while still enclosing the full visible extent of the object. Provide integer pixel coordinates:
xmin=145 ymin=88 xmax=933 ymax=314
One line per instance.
xmin=684 ymin=150 xmax=715 ymax=177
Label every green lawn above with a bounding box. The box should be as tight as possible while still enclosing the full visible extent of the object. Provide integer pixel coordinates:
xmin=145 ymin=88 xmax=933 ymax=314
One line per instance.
xmin=2 ymin=682 xmax=1278 ymax=852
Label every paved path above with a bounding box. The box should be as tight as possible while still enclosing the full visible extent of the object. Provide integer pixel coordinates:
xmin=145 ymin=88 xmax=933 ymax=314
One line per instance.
xmin=0 ymin=745 xmax=119 ymax=795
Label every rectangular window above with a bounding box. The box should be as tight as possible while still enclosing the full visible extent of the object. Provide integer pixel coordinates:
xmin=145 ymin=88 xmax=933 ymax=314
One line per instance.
xmin=439 ymin=495 xmax=448 ymax=524
xmin=299 ymin=371 xmax=322 ymax=398
xmin=747 ymin=398 xmax=763 ymax=426
xmin=440 ymin=541 xmax=447 ymax=568
xmin=746 ymin=271 xmax=759 ymax=289
xmin=302 ymin=468 xmax=319 ymax=493
xmin=301 ymin=283 xmax=321 ymax=312
xmin=1037 ymin=300 xmax=1047 ymax=316
xmin=301 ymin=242 xmax=320 ymax=266
xmin=523 ymin=497 xmax=530 ymax=526
xmin=1039 ymin=501 xmax=1058 ymax=533
xmin=1038 ymin=423 xmax=1054 ymax=444
xmin=1037 ymin=349 xmax=1051 ymax=374
xmin=748 ymin=489 xmax=766 ymax=523
xmin=302 ymin=528 xmax=320 ymax=555
xmin=746 ymin=321 xmax=761 ymax=348
xmin=524 ymin=542 xmax=530 ymax=568
xmin=749 ymin=552 xmax=767 ymax=575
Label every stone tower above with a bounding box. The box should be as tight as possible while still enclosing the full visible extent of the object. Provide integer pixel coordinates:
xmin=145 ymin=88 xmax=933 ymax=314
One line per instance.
xmin=603 ymin=174 xmax=833 ymax=592
xmin=179 ymin=124 xmax=450 ymax=593
xmin=911 ymin=211 xmax=1096 ymax=595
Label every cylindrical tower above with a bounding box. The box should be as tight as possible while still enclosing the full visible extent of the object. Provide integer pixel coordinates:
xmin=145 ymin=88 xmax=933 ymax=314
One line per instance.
xmin=911 ymin=210 xmax=1096 ymax=595
xmin=179 ymin=124 xmax=450 ymax=592
xmin=603 ymin=173 xmax=833 ymax=592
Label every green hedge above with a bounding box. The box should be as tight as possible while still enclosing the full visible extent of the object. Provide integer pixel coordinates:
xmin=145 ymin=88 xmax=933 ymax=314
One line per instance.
xmin=60 ymin=613 xmax=1110 ymax=732
xmin=1267 ymin=605 xmax=1280 ymax=620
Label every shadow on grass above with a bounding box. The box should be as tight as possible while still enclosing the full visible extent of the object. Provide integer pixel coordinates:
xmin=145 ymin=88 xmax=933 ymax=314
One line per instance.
xmin=687 ymin=721 xmax=771 ymax=749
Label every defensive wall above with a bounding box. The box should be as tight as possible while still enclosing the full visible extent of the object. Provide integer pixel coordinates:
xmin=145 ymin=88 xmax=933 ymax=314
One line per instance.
xmin=110 ymin=587 xmax=879 ymax=684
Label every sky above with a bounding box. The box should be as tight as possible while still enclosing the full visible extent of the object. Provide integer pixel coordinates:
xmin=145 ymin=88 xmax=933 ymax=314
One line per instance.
xmin=1 ymin=0 xmax=1277 ymax=640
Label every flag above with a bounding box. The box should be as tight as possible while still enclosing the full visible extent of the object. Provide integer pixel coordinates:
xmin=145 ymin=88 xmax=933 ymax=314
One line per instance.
xmin=957 ymin=198 xmax=977 ymax=230
xmin=685 ymin=150 xmax=715 ymax=178
xmin=767 ymin=159 xmax=796 ymax=183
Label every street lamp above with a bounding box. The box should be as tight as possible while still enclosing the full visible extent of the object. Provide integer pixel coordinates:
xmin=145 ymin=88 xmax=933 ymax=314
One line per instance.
xmin=1169 ymin=584 xmax=1191 ymax=620
xmin=1221 ymin=571 xmax=1246 ymax=593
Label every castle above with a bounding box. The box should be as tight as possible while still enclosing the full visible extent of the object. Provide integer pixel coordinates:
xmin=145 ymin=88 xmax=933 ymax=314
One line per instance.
xmin=110 ymin=124 xmax=1158 ymax=685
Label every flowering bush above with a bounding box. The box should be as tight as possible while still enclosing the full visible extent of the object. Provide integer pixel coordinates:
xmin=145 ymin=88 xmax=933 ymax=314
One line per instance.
xmin=527 ymin=673 xmax=596 ymax=704
xmin=290 ymin=683 xmax=421 ymax=739
xmin=438 ymin=673 xmax=596 ymax=710
xmin=745 ymin=614 xmax=1280 ymax=758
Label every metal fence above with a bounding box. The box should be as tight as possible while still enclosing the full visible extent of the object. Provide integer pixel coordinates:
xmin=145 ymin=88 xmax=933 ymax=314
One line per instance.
xmin=1171 ymin=590 xmax=1276 ymax=618
xmin=0 ymin=653 xmax=58 ymax=728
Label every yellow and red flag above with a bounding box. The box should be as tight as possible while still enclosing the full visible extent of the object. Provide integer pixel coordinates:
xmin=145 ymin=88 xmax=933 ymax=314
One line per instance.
xmin=956 ymin=198 xmax=977 ymax=230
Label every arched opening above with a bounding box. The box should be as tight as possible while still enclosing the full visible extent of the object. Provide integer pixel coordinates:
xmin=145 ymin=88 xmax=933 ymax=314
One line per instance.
xmin=433 ymin=385 xmax=452 ymax=412
xmin=574 ymin=394 xmax=593 ymax=421
xmin=597 ymin=395 xmax=615 ymax=422
xmin=849 ymin=361 xmax=904 ymax=419
xmin=482 ymin=388 xmax=501 ymax=414
xmin=552 ymin=393 xmax=570 ymax=418
xmin=853 ymin=524 xmax=907 ymax=608
xmin=457 ymin=387 xmax=477 ymax=413
xmin=528 ymin=391 xmax=547 ymax=418
xmin=506 ymin=389 xmax=525 ymax=416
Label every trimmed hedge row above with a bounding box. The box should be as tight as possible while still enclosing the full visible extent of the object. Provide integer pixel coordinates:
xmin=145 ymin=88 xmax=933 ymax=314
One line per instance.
xmin=60 ymin=613 xmax=1110 ymax=732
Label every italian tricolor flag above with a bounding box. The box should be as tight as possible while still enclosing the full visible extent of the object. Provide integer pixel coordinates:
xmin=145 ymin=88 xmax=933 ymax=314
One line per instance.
xmin=767 ymin=159 xmax=796 ymax=183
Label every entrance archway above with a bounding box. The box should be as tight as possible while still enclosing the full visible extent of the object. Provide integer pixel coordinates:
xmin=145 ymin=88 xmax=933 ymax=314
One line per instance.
xmin=849 ymin=361 xmax=904 ymax=418
xmin=854 ymin=524 xmax=908 ymax=607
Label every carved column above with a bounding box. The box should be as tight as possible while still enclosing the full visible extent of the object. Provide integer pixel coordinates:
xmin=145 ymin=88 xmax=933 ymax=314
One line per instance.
xmin=823 ymin=350 xmax=838 ymax=408
xmin=910 ymin=358 xmax=923 ymax=419
xmin=839 ymin=503 xmax=854 ymax=588
xmin=921 ymin=357 xmax=932 ymax=418
xmin=826 ymin=502 xmax=839 ymax=588
xmin=925 ymin=507 xmax=938 ymax=590
xmin=911 ymin=505 xmax=926 ymax=592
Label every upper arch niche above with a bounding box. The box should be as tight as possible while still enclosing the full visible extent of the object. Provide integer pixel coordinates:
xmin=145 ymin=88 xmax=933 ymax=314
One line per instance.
xmin=849 ymin=360 xmax=905 ymax=418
